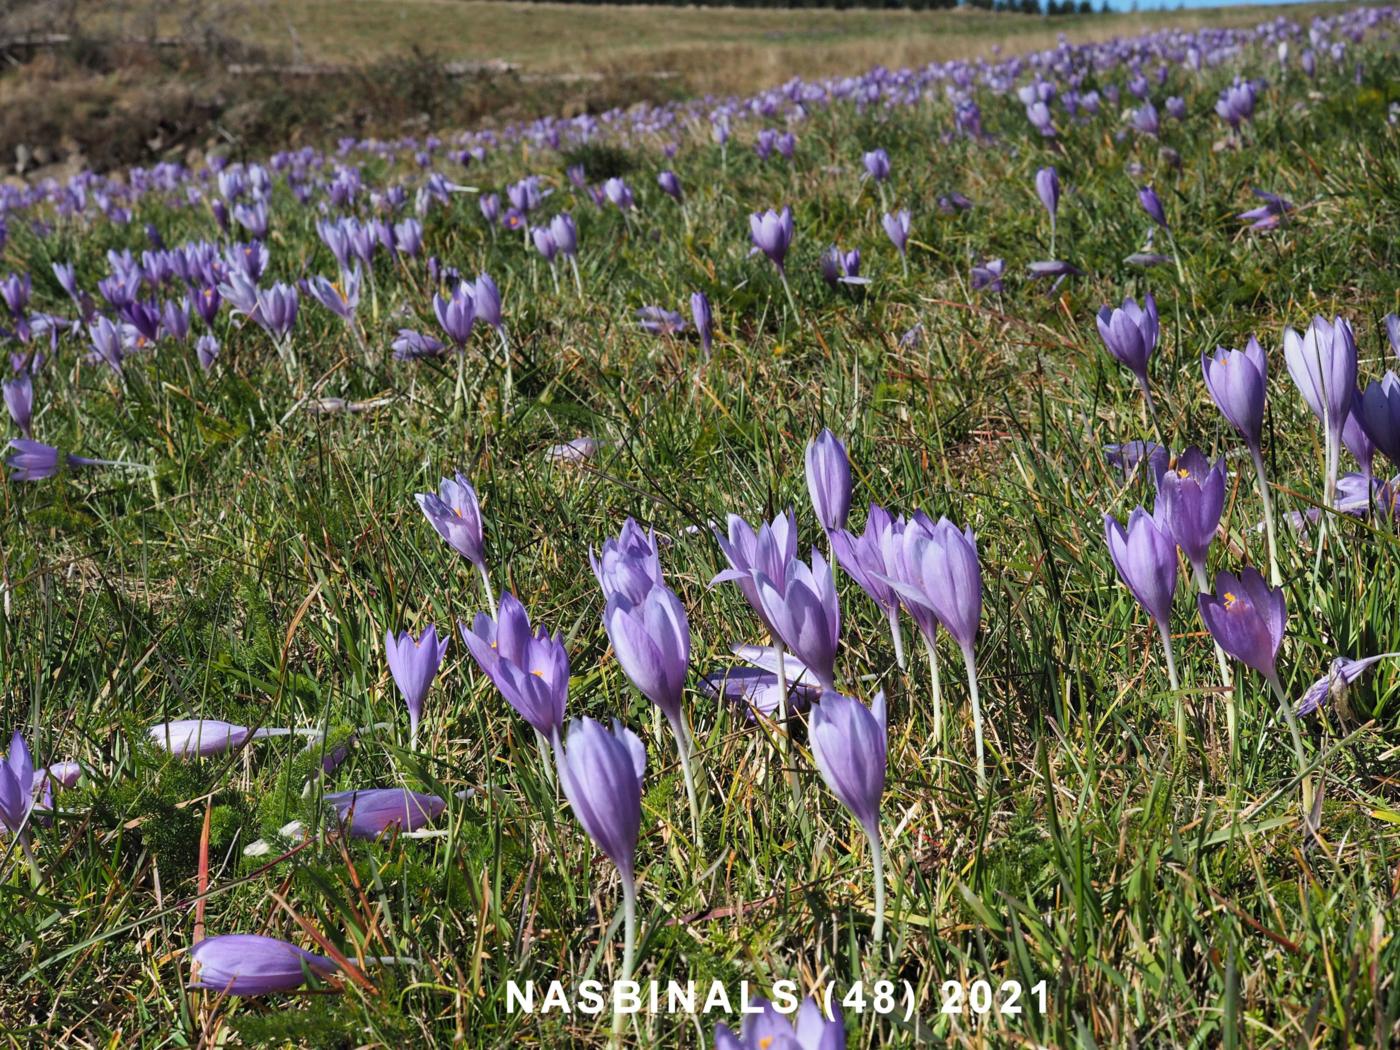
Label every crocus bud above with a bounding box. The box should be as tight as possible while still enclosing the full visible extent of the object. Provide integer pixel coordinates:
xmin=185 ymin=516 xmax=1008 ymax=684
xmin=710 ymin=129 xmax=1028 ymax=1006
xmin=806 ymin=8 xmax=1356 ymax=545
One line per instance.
xmin=1201 ymin=338 xmax=1267 ymax=454
xmin=657 ymin=171 xmax=683 ymax=202
xmin=384 ymin=625 xmax=449 ymax=743
xmin=0 ymin=730 xmax=35 ymax=834
xmin=1096 ymin=293 xmax=1159 ymax=387
xmin=554 ymin=717 xmax=645 ymax=887
xmin=1357 ymin=372 xmax=1400 ymax=470
xmin=1035 ymin=166 xmax=1060 ymax=221
xmin=754 ymin=550 xmax=841 ymax=692
xmin=691 ymin=291 xmax=713 ymax=357
xmin=749 ymin=207 xmax=794 ymax=274
xmin=805 ymin=428 xmax=852 ymax=533
xmin=1104 ymin=507 xmax=1178 ymax=629
xmin=3 ymin=373 xmax=33 ymax=438
xmin=1138 ymin=185 xmax=1168 ymax=228
xmin=604 ymin=584 xmax=690 ymax=728
xmin=862 ymin=149 xmax=891 ymax=183
xmin=190 ymin=934 xmax=338 ymax=996
xmin=810 ymin=690 xmax=886 ymax=837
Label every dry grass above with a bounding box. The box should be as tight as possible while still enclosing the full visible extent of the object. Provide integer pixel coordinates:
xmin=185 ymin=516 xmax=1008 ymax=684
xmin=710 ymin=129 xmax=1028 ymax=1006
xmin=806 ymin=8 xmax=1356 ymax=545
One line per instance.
xmin=81 ymin=1 xmax=1345 ymax=97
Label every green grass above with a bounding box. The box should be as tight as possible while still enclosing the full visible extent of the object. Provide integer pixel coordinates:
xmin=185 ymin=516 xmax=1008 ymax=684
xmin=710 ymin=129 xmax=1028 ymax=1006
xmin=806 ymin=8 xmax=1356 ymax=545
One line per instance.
xmin=2 ymin=16 xmax=1400 ymax=1050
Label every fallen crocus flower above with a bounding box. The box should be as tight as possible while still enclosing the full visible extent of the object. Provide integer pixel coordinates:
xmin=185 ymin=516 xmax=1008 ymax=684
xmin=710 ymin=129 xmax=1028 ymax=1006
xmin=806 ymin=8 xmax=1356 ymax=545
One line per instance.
xmin=1294 ymin=653 xmax=1400 ymax=715
xmin=637 ymin=306 xmax=688 ymax=336
xmin=1238 ymin=188 xmax=1294 ymax=230
xmin=189 ymin=934 xmax=338 ymax=995
xmin=148 ymin=719 xmax=321 ymax=758
xmin=546 ymin=437 xmax=598 ymax=463
xmin=697 ymin=666 xmax=819 ymax=720
xmin=324 ymin=788 xmax=446 ymax=839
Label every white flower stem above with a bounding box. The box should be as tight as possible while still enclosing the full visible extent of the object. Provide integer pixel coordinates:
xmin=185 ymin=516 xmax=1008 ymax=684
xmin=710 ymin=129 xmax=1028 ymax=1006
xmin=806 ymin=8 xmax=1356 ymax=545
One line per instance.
xmin=923 ymin=634 xmax=945 ymax=751
xmin=961 ymin=643 xmax=986 ymax=791
xmin=19 ymin=831 xmax=42 ymax=886
xmin=887 ymin=607 xmax=905 ymax=671
xmin=612 ymin=877 xmax=638 ymax=1049
xmin=1268 ymin=672 xmax=1314 ymax=821
xmin=774 ymin=641 xmax=800 ymax=806
xmin=865 ymin=823 xmax=886 ymax=945
xmin=1193 ymin=565 xmax=1236 ymax=759
xmin=1250 ymin=447 xmax=1282 ymax=587
xmin=1159 ymin=621 xmax=1184 ymax=754
xmin=535 ymin=729 xmax=556 ymax=788
xmin=670 ymin=717 xmax=701 ymax=847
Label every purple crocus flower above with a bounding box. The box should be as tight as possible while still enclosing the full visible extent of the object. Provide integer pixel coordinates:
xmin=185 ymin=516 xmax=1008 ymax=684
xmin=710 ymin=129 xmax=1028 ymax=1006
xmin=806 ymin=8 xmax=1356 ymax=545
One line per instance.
xmin=657 ymin=171 xmax=683 ymax=202
xmin=1138 ymin=186 xmax=1168 ymax=228
xmin=970 ymin=259 xmax=1005 ymax=293
xmin=881 ymin=210 xmax=911 ymax=259
xmin=479 ymin=193 xmax=501 ymax=224
xmin=810 ymin=689 xmax=888 ymax=939
xmin=1026 ymin=101 xmax=1056 ymax=137
xmin=754 ymin=550 xmax=841 ymax=692
xmin=1202 ymin=336 xmax=1280 ymax=582
xmin=714 ymin=998 xmax=845 ymax=1050
xmin=711 ymin=510 xmax=798 ymax=636
xmin=147 ymin=719 xmax=254 ymax=758
xmin=1198 ymin=566 xmax=1286 ymax=685
xmin=1104 ymin=506 xmax=1178 ymax=630
xmin=805 ymin=428 xmax=851 ymax=534
xmin=89 ymin=317 xmax=125 ymax=375
xmin=1356 ymin=371 xmax=1400 ymax=470
xmin=553 ymin=716 xmax=646 ymax=975
xmin=416 ymin=472 xmax=488 ymax=574
xmin=189 ymin=935 xmax=337 ymax=996
xmin=0 ymin=729 xmax=35 ymax=835
xmin=603 ymin=177 xmax=635 ymax=211
xmin=1284 ymin=315 xmax=1357 ymax=506
xmin=604 ymin=584 xmax=691 ymax=726
xmin=749 ymin=207 xmax=794 ymax=275
xmin=393 ymin=217 xmax=423 ymax=256
xmin=193 ymin=285 xmax=221 ymax=327
xmin=472 ymin=274 xmax=503 ymax=332
xmin=1165 ymin=96 xmax=1187 ymax=121
xmin=530 ymin=226 xmax=558 ymax=263
xmin=1155 ymin=448 xmax=1226 ymax=584
xmin=391 ymin=330 xmax=445 ymax=361
xmin=1341 ymin=407 xmax=1375 ymax=477
xmin=1238 ymin=189 xmax=1294 ymax=231
xmin=433 ymin=283 xmax=476 ymax=349
xmin=252 ymin=283 xmax=298 ymax=340
xmin=0 ymin=273 xmax=31 ymax=317
xmin=554 ymin=714 xmax=648 ymax=997
xmin=1130 ymin=101 xmax=1161 ymax=136
xmin=548 ymin=213 xmax=578 ymax=258
xmin=1096 ymin=293 xmax=1161 ymax=424
xmin=1035 ymin=166 xmax=1060 ymax=226
xmin=1202 ymin=338 xmax=1268 ymax=454
xmin=4 ymin=439 xmax=97 ymax=482
xmin=1027 ymin=260 xmax=1083 ymax=281
xmin=862 ymin=149 xmax=891 ymax=183
xmin=691 ymin=291 xmax=713 ymax=357
xmin=1294 ymin=654 xmax=1395 ymax=716
xmin=196 ymin=334 xmax=220 ymax=371
xmin=307 ymin=266 xmax=361 ymax=321
xmin=637 ymin=306 xmax=687 ymax=336
xmin=832 ymin=504 xmax=905 ymax=664
xmin=821 ymin=247 xmax=866 ymax=287
xmin=590 ymin=517 xmax=663 ymax=605
xmin=385 ymin=624 xmax=449 ymax=746
xmin=3 ymin=373 xmax=33 ymax=437
xmin=1385 ymin=314 xmax=1399 ymax=357
xmin=325 ymin=788 xmax=446 ymax=838
xmin=460 ymin=592 xmax=568 ymax=740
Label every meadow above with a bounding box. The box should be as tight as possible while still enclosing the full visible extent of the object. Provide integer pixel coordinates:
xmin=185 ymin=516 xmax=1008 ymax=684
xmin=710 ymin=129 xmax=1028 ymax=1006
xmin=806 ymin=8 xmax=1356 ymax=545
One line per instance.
xmin=2 ymin=4 xmax=1400 ymax=1048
